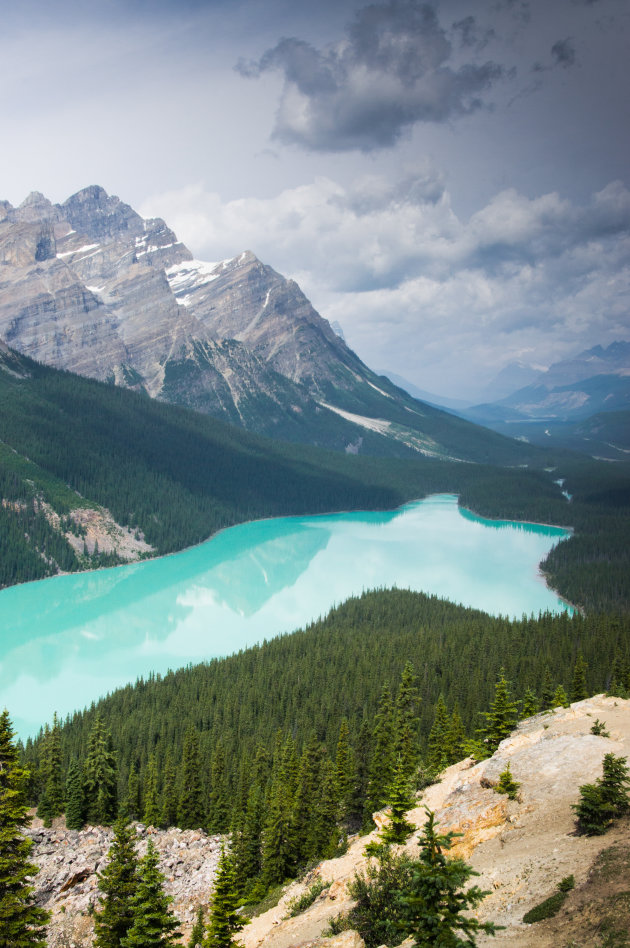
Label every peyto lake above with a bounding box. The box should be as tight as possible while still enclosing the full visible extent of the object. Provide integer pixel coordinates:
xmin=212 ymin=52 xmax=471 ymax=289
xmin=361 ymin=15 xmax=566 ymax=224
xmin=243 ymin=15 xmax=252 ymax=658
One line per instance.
xmin=0 ymin=494 xmax=571 ymax=737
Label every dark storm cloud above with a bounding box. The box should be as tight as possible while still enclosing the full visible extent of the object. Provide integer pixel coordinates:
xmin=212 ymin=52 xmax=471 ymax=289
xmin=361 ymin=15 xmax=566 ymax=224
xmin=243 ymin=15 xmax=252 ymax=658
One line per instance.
xmin=452 ymin=16 xmax=495 ymax=50
xmin=237 ymin=0 xmax=507 ymax=152
xmin=551 ymin=37 xmax=576 ymax=67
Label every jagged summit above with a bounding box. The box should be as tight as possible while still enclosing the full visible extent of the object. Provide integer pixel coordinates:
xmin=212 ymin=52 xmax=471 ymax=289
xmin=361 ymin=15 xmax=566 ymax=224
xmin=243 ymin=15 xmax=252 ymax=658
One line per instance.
xmin=0 ymin=185 xmax=532 ymax=463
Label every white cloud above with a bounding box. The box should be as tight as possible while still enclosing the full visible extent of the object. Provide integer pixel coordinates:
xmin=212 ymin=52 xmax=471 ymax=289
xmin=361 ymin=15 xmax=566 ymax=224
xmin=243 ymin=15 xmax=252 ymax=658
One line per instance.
xmin=142 ymin=173 xmax=630 ymax=399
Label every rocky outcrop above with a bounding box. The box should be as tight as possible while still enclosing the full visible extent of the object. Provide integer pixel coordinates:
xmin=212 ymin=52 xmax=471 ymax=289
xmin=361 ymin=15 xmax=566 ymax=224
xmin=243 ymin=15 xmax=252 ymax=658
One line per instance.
xmin=0 ymin=186 xmax=530 ymax=462
xmin=28 ymin=821 xmax=222 ymax=947
xmin=242 ymin=695 xmax=630 ymax=948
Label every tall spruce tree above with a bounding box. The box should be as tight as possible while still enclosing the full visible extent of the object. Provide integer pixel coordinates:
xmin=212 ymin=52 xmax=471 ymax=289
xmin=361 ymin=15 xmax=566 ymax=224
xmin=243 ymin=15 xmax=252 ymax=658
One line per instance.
xmin=446 ymin=706 xmax=466 ymax=766
xmin=208 ymin=740 xmax=230 ymax=834
xmin=188 ymin=907 xmax=205 ymax=948
xmin=293 ymin=734 xmax=322 ymax=865
xmin=520 ymin=688 xmax=539 ymax=720
xmin=64 ymin=759 xmax=85 ymax=831
xmin=365 ymin=684 xmax=395 ymax=818
xmin=93 ymin=819 xmax=139 ymax=948
xmin=203 ymin=848 xmax=248 ymax=948
xmin=121 ymin=839 xmax=180 ymax=947
xmin=261 ymin=738 xmax=298 ymax=885
xmin=123 ymin=765 xmax=141 ymax=822
xmin=399 ymin=808 xmax=499 ymax=946
xmin=334 ymin=719 xmax=355 ymax=821
xmin=478 ymin=671 xmax=519 ymax=755
xmin=0 ymin=709 xmax=50 ymax=948
xmin=379 ymin=757 xmax=416 ymax=845
xmin=84 ymin=715 xmax=118 ymax=826
xmin=143 ymin=756 xmax=161 ymax=827
xmin=178 ymin=727 xmax=205 ymax=830
xmin=394 ymin=661 xmax=421 ymax=779
xmin=571 ymin=654 xmax=589 ymax=702
xmin=160 ymin=751 xmax=178 ymax=829
xmin=36 ymin=713 xmax=64 ymax=827
xmin=427 ymin=695 xmax=451 ymax=774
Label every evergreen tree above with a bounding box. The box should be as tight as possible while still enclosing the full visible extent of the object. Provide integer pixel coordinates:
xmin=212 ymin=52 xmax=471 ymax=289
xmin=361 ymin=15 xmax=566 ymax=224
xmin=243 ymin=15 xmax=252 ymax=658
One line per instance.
xmin=608 ymin=650 xmax=629 ymax=698
xmin=311 ymin=757 xmax=340 ymax=858
xmin=570 ymin=654 xmax=589 ymax=702
xmin=208 ymin=740 xmax=230 ymax=834
xmin=84 ymin=715 xmax=118 ymax=826
xmin=540 ymin=668 xmax=554 ymax=710
xmin=123 ymin=765 xmax=141 ymax=822
xmin=573 ymin=754 xmax=630 ymax=835
xmin=0 ymin=709 xmax=50 ymax=948
xmin=399 ymin=808 xmax=500 ymax=946
xmin=394 ymin=662 xmax=421 ymax=779
xmin=427 ymin=695 xmax=451 ymax=774
xmin=160 ymin=752 xmax=178 ymax=829
xmin=334 ymin=719 xmax=354 ymax=821
xmin=599 ymin=753 xmax=630 ymax=817
xmin=293 ymin=734 xmax=322 ymax=865
xmin=64 ymin=759 xmax=85 ymax=831
xmin=551 ymin=685 xmax=569 ymax=709
xmin=93 ymin=819 xmax=139 ymax=948
xmin=365 ymin=684 xmax=395 ymax=818
xmin=446 ymin=706 xmax=466 ymax=766
xmin=478 ymin=671 xmax=519 ymax=755
xmin=203 ymin=848 xmax=248 ymax=948
xmin=143 ymin=756 xmax=161 ymax=827
xmin=232 ymin=746 xmax=268 ymax=890
xmin=189 ymin=907 xmax=205 ymax=948
xmin=380 ymin=758 xmax=416 ymax=845
xmin=495 ymin=764 xmax=520 ymax=801
xmin=520 ymin=688 xmax=539 ymax=720
xmin=121 ymin=839 xmax=180 ymax=947
xmin=350 ymin=718 xmax=372 ymax=829
xmin=36 ymin=714 xmax=64 ymax=827
xmin=261 ymin=739 xmax=298 ymax=885
xmin=178 ymin=727 xmax=205 ymax=830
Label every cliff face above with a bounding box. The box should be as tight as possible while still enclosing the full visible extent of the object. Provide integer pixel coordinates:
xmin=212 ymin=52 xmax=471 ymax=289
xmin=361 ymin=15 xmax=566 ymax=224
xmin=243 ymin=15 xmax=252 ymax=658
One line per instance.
xmin=0 ymin=187 xmax=531 ymax=462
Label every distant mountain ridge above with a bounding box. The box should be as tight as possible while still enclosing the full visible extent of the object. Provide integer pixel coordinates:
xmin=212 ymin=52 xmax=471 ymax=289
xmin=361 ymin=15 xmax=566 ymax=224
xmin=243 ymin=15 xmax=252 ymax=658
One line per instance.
xmin=0 ymin=185 xmax=531 ymax=465
xmin=464 ymin=341 xmax=630 ymax=428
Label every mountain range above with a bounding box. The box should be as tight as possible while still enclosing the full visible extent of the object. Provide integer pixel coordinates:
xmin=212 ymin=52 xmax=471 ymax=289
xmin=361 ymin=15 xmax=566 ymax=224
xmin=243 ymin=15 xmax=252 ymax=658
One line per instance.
xmin=457 ymin=342 xmax=630 ymax=458
xmin=0 ymin=185 xmax=531 ymax=465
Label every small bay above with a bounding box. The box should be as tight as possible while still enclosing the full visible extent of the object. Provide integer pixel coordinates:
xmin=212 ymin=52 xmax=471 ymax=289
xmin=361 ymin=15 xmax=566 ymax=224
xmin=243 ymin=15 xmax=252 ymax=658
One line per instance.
xmin=0 ymin=494 xmax=571 ymax=737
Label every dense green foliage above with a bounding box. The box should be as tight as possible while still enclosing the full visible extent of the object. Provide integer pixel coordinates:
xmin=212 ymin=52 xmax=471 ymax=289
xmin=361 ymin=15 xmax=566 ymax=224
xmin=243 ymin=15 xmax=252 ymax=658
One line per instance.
xmin=203 ymin=848 xmax=248 ymax=948
xmin=93 ymin=820 xmax=140 ymax=948
xmin=23 ymin=592 xmax=629 ymax=885
xmin=0 ymin=347 xmax=628 ymax=613
xmin=0 ymin=711 xmax=49 ymax=948
xmin=122 ymin=840 xmax=180 ymax=948
xmin=522 ymin=875 xmax=575 ymax=924
xmin=573 ymin=753 xmax=630 ymax=835
xmin=330 ymin=809 xmax=498 ymax=947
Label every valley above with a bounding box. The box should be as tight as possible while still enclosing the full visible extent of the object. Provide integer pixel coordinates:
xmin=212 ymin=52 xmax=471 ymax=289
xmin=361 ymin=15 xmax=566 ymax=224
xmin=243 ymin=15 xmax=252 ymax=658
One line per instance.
xmin=0 ymin=186 xmax=628 ymax=948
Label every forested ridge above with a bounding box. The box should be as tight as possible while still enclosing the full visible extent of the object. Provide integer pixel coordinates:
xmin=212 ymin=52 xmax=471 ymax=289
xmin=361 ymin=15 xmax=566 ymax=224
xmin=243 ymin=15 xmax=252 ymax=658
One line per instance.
xmin=23 ymin=590 xmax=629 ymax=897
xmin=0 ymin=346 xmax=628 ymax=612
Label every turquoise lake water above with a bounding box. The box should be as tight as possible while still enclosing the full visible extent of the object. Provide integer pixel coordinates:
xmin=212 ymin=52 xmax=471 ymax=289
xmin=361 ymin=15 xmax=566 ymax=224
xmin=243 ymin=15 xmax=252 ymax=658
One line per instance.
xmin=0 ymin=494 xmax=571 ymax=737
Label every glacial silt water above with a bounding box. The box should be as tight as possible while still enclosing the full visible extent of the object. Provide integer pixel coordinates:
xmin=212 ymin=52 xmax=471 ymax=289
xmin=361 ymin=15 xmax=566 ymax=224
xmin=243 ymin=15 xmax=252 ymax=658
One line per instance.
xmin=0 ymin=494 xmax=571 ymax=736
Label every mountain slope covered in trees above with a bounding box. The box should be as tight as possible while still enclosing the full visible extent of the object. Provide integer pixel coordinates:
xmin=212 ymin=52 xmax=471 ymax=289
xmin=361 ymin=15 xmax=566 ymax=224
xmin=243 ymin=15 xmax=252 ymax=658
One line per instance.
xmin=0 ymin=343 xmax=629 ymax=614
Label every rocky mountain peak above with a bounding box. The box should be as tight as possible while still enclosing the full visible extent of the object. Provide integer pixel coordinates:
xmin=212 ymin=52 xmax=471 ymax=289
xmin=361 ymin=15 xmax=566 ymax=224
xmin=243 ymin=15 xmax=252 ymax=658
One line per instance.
xmin=0 ymin=184 xmax=531 ymax=463
xmin=61 ymin=185 xmax=144 ymax=242
xmin=20 ymin=190 xmax=51 ymax=208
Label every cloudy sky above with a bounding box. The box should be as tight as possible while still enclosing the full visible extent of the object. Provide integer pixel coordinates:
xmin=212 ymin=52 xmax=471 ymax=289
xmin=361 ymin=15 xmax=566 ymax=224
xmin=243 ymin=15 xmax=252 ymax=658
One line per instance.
xmin=2 ymin=0 xmax=629 ymax=399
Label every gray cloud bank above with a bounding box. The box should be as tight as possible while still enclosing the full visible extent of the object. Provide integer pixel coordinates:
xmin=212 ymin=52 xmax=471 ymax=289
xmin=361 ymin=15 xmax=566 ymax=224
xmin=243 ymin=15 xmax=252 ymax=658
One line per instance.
xmin=143 ymin=174 xmax=630 ymax=398
xmin=237 ymin=1 xmax=507 ymax=151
